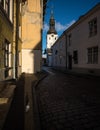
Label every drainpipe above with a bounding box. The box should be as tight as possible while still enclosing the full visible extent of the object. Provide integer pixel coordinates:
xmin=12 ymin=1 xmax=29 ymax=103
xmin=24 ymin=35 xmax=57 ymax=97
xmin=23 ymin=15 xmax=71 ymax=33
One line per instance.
xmin=40 ymin=0 xmax=43 ymax=71
xmin=13 ymin=0 xmax=19 ymax=79
xmin=64 ymin=31 xmax=67 ymax=69
xmin=15 ymin=0 xmax=19 ymax=78
xmin=13 ymin=0 xmax=16 ymax=79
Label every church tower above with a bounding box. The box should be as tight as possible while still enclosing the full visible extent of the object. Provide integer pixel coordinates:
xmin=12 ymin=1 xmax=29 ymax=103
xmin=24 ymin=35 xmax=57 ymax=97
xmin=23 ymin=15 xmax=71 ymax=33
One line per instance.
xmin=46 ymin=10 xmax=58 ymax=66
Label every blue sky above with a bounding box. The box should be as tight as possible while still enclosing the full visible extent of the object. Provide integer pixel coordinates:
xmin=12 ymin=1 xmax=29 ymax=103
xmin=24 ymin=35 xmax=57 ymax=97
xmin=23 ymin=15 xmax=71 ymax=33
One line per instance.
xmin=42 ymin=0 xmax=100 ymax=53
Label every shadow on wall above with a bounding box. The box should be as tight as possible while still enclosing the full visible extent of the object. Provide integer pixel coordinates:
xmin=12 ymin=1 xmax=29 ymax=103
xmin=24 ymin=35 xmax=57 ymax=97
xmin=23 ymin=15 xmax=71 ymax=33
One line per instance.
xmin=30 ymin=40 xmax=42 ymax=74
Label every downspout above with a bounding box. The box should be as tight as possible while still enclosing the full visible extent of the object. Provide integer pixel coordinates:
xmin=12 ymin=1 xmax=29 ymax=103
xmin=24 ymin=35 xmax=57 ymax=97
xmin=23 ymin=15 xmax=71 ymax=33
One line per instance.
xmin=40 ymin=0 xmax=43 ymax=71
xmin=64 ymin=31 xmax=67 ymax=69
xmin=13 ymin=0 xmax=16 ymax=79
xmin=15 ymin=0 xmax=19 ymax=78
xmin=13 ymin=0 xmax=19 ymax=79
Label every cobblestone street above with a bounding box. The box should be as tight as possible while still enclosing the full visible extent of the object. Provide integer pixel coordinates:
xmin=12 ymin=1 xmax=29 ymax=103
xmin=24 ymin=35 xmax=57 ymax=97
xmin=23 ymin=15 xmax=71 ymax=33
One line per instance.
xmin=36 ymin=69 xmax=100 ymax=130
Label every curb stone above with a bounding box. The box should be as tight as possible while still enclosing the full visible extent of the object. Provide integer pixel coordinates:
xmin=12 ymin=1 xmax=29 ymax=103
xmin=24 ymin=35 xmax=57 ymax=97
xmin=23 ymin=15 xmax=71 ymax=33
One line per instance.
xmin=32 ymin=71 xmax=48 ymax=130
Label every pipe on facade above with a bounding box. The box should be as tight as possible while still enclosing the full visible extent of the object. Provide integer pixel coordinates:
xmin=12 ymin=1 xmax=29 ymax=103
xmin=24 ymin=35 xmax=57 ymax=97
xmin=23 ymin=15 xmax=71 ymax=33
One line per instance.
xmin=64 ymin=31 xmax=68 ymax=69
xmin=15 ymin=0 xmax=20 ymax=79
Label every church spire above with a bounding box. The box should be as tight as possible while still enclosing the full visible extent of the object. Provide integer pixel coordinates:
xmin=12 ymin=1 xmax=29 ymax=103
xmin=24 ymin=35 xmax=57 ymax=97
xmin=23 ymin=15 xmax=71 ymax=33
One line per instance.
xmin=50 ymin=6 xmax=54 ymax=19
xmin=47 ymin=6 xmax=57 ymax=34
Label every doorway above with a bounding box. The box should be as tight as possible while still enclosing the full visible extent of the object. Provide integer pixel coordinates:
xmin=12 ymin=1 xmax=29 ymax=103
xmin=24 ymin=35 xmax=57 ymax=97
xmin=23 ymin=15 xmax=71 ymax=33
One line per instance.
xmin=68 ymin=55 xmax=72 ymax=69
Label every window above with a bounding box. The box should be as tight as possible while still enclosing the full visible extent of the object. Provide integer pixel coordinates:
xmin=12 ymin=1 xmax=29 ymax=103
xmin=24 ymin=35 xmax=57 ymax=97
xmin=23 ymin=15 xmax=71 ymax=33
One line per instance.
xmin=55 ymin=50 xmax=58 ymax=55
xmin=5 ymin=0 xmax=10 ymax=16
xmin=88 ymin=48 xmax=92 ymax=63
xmin=68 ymin=34 xmax=71 ymax=46
xmin=73 ymin=50 xmax=78 ymax=64
xmin=4 ymin=39 xmax=11 ymax=67
xmin=87 ymin=46 xmax=98 ymax=64
xmin=0 ymin=0 xmax=10 ymax=17
xmin=4 ymin=40 xmax=9 ymax=67
xmin=89 ymin=18 xmax=97 ymax=37
xmin=4 ymin=39 xmax=11 ymax=78
xmin=0 ymin=0 xmax=4 ymax=6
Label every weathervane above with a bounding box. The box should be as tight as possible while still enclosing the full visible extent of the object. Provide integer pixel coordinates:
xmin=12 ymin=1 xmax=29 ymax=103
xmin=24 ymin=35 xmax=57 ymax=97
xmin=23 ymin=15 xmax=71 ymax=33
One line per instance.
xmin=50 ymin=4 xmax=54 ymax=17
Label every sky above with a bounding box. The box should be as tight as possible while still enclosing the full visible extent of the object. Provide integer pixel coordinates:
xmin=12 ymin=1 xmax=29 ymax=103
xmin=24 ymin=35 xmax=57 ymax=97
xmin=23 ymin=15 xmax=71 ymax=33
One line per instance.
xmin=42 ymin=0 xmax=100 ymax=53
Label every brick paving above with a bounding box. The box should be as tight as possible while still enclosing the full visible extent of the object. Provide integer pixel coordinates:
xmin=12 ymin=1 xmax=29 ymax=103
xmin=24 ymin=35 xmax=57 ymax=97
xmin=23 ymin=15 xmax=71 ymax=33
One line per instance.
xmin=36 ymin=71 xmax=100 ymax=130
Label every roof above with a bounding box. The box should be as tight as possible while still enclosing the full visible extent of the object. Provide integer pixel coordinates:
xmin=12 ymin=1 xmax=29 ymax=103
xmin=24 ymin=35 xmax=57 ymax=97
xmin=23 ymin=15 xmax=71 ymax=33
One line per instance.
xmin=65 ymin=2 xmax=100 ymax=33
xmin=47 ymin=11 xmax=57 ymax=34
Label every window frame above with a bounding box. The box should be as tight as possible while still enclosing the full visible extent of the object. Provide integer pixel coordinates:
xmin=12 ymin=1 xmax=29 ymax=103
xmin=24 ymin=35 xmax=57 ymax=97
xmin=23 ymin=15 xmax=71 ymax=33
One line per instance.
xmin=4 ymin=39 xmax=11 ymax=68
xmin=87 ymin=46 xmax=98 ymax=64
xmin=0 ymin=0 xmax=10 ymax=17
xmin=5 ymin=0 xmax=10 ymax=17
xmin=88 ymin=17 xmax=97 ymax=37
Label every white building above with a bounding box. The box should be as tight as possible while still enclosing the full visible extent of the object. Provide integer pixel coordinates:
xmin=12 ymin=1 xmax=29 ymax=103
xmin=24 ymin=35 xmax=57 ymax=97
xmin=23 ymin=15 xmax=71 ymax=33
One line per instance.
xmin=52 ymin=3 xmax=100 ymax=75
xmin=52 ymin=33 xmax=66 ymax=68
xmin=46 ymin=12 xmax=58 ymax=66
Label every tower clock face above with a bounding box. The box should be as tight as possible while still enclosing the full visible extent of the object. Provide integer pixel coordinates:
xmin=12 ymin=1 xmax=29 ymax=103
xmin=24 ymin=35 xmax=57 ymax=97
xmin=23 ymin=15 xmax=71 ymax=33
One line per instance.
xmin=47 ymin=34 xmax=58 ymax=49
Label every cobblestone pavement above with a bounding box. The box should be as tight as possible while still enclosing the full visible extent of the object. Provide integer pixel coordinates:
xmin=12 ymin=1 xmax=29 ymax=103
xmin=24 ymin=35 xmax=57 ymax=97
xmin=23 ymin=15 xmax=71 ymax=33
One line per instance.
xmin=2 ymin=75 xmax=25 ymax=130
xmin=2 ymin=71 xmax=47 ymax=130
xmin=36 ymin=70 xmax=100 ymax=130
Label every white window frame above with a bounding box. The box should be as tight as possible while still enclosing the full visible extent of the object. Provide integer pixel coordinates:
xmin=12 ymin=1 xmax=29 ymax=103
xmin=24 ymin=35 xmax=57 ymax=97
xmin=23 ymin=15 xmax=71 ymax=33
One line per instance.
xmin=87 ymin=46 xmax=98 ymax=64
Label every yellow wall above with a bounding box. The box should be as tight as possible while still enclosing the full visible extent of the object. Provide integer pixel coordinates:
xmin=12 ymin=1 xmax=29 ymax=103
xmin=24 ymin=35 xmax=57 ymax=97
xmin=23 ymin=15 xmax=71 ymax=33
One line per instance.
xmin=21 ymin=0 xmax=43 ymax=73
xmin=28 ymin=0 xmax=41 ymax=12
xmin=22 ymin=0 xmax=42 ymax=50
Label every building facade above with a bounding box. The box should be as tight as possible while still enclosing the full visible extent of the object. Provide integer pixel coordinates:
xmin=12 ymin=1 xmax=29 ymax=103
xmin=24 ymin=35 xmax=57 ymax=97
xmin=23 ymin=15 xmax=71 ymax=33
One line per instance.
xmin=52 ymin=33 xmax=66 ymax=68
xmin=52 ymin=3 xmax=100 ymax=75
xmin=0 ymin=0 xmax=14 ymax=80
xmin=21 ymin=0 xmax=44 ymax=73
xmin=46 ymin=12 xmax=58 ymax=66
xmin=0 ymin=0 xmax=46 ymax=80
xmin=0 ymin=0 xmax=23 ymax=81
